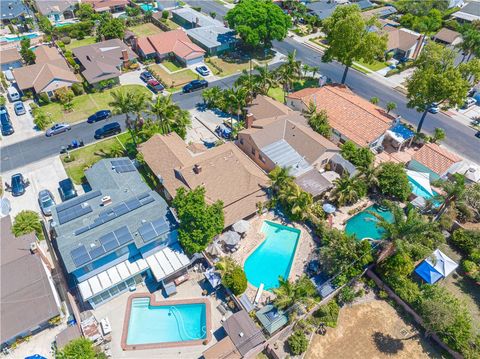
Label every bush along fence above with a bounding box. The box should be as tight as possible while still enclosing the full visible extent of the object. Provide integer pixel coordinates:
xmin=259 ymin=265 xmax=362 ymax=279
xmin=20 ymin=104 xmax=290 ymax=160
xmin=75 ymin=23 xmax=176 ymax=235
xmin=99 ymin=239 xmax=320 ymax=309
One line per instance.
xmin=366 ymin=269 xmax=463 ymax=359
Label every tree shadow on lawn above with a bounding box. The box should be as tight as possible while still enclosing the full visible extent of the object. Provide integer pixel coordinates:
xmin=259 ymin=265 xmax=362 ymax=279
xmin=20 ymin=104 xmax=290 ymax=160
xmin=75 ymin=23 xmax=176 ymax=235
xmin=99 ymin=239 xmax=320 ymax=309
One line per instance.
xmin=372 ymin=332 xmax=404 ymax=355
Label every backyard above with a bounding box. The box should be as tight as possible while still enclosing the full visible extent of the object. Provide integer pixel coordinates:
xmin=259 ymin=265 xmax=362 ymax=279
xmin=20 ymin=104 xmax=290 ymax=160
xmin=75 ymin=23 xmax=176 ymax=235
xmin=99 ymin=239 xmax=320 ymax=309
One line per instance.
xmin=65 ymin=36 xmax=96 ymax=51
xmin=268 ymin=77 xmax=319 ymax=103
xmin=39 ymin=85 xmax=152 ymax=124
xmin=128 ymin=22 xmax=163 ymax=37
xmin=148 ymin=64 xmax=198 ymax=92
xmin=306 ymin=300 xmax=443 ymax=359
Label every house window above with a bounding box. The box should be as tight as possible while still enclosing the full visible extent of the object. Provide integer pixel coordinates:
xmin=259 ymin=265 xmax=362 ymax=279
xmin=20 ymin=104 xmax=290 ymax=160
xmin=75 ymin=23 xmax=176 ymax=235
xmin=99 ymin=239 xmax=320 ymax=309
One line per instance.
xmin=251 ymin=148 xmax=256 ymax=156
xmin=240 ymin=138 xmax=244 ymax=145
xmin=259 ymin=154 xmax=266 ymax=163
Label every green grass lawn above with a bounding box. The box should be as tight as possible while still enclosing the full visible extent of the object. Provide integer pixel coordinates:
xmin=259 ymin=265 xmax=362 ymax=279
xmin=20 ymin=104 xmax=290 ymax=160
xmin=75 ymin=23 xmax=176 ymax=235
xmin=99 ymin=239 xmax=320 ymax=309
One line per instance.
xmin=164 ymin=19 xmax=180 ymax=30
xmin=356 ymin=59 xmax=389 ymax=72
xmin=39 ymin=85 xmax=152 ymax=124
xmin=128 ymin=23 xmax=163 ymax=37
xmin=148 ymin=64 xmax=198 ymax=92
xmin=65 ymin=37 xmax=96 ymax=51
xmin=267 ymin=87 xmax=284 ymax=103
xmin=205 ymin=57 xmax=251 ymax=77
xmin=267 ymin=77 xmax=318 ymax=103
xmin=162 ymin=59 xmax=184 ymax=72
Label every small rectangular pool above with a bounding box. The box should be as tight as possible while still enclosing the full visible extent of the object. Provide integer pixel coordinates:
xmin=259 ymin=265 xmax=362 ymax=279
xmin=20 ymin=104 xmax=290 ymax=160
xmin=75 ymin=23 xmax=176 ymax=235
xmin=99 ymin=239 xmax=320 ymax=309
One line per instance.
xmin=122 ymin=294 xmax=211 ymax=350
xmin=408 ymin=175 xmax=437 ymax=200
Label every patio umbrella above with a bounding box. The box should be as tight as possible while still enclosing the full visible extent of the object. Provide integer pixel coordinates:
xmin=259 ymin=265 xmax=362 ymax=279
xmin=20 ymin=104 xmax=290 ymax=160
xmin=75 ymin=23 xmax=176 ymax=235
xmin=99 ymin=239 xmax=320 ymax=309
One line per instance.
xmin=322 ymin=203 xmax=336 ymax=214
xmin=206 ymin=241 xmax=222 ymax=257
xmin=220 ymin=231 xmax=241 ymax=246
xmin=25 ymin=355 xmax=47 ymax=359
xmin=232 ymin=219 xmax=250 ymax=234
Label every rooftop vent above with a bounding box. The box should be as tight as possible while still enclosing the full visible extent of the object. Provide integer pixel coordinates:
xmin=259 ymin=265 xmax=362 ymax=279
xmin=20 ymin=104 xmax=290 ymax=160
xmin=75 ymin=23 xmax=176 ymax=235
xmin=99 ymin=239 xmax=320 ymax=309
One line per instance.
xmin=101 ymin=196 xmax=112 ymax=206
xmin=193 ymin=164 xmax=202 ymax=174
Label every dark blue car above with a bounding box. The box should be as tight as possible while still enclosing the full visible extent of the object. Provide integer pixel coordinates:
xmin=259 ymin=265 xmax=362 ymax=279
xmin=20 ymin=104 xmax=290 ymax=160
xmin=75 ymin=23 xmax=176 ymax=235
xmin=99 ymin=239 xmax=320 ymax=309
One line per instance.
xmin=0 ymin=106 xmax=14 ymax=136
xmin=11 ymin=173 xmax=27 ymax=197
xmin=59 ymin=178 xmax=77 ymax=201
xmin=182 ymin=79 xmax=208 ymax=93
xmin=87 ymin=110 xmax=112 ymax=123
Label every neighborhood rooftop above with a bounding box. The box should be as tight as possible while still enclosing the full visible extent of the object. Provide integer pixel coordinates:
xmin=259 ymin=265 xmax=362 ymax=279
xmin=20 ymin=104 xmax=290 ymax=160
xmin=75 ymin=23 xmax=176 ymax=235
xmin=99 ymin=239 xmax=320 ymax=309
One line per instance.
xmin=411 ymin=142 xmax=463 ymax=176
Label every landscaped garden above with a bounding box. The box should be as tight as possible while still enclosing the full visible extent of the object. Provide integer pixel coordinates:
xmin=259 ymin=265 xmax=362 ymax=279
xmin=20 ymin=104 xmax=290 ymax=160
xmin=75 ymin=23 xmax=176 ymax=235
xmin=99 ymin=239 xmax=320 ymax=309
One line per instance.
xmin=205 ymin=56 xmax=251 ymax=77
xmin=64 ymin=36 xmax=96 ymax=51
xmin=162 ymin=58 xmax=184 ymax=72
xmin=148 ymin=64 xmax=198 ymax=92
xmin=128 ymin=22 xmax=163 ymax=37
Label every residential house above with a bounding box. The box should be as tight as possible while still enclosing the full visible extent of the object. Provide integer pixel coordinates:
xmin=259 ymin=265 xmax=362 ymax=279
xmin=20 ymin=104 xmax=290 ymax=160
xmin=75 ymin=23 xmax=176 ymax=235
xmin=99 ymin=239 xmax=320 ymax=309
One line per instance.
xmin=1 ymin=0 xmax=30 ymax=23
xmin=51 ymin=158 xmax=187 ymax=308
xmin=0 ymin=48 xmax=22 ymax=71
xmin=1 ymin=216 xmax=62 ymax=348
xmin=351 ymin=0 xmax=374 ymax=10
xmin=433 ymin=27 xmax=463 ymax=46
xmin=306 ymin=0 xmax=340 ymax=20
xmin=237 ymin=95 xmax=340 ymax=197
xmin=36 ymin=0 xmax=78 ymax=23
xmin=139 ymin=134 xmax=270 ymax=228
xmin=134 ymin=29 xmax=205 ymax=65
xmin=451 ymin=1 xmax=480 ymax=22
xmin=361 ymin=5 xmax=397 ymax=19
xmin=12 ymin=45 xmax=79 ymax=98
xmin=72 ymin=38 xmax=137 ymax=86
xmin=82 ymin=0 xmax=129 ymax=13
xmin=408 ymin=143 xmax=464 ymax=181
xmin=286 ymin=85 xmax=396 ymax=149
xmin=171 ymin=7 xmax=236 ymax=55
xmin=384 ymin=27 xmax=425 ymax=60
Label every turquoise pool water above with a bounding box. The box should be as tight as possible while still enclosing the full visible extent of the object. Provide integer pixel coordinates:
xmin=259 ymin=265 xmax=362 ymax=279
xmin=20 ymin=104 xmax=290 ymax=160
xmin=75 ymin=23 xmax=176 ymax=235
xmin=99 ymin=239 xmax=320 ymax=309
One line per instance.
xmin=140 ymin=3 xmax=158 ymax=12
xmin=0 ymin=33 xmax=39 ymax=43
xmin=244 ymin=221 xmax=300 ymax=290
xmin=126 ymin=298 xmax=207 ymax=345
xmin=345 ymin=204 xmax=393 ymax=240
xmin=408 ymin=176 xmax=437 ymax=200
xmin=54 ymin=21 xmax=77 ymax=27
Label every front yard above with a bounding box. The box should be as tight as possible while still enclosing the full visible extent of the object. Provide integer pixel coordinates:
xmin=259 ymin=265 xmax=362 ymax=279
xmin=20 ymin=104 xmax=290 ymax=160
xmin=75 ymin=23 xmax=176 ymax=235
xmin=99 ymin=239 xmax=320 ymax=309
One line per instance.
xmin=39 ymin=85 xmax=151 ymax=124
xmin=162 ymin=58 xmax=184 ymax=72
xmin=148 ymin=64 xmax=198 ymax=92
xmin=267 ymin=78 xmax=319 ymax=103
xmin=65 ymin=36 xmax=96 ymax=51
xmin=205 ymin=56 xmax=251 ymax=77
xmin=128 ymin=22 xmax=163 ymax=37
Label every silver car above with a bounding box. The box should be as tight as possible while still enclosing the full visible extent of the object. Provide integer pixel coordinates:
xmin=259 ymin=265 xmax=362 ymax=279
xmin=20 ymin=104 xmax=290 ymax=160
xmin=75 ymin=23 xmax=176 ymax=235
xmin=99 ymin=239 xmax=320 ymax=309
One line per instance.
xmin=46 ymin=123 xmax=71 ymax=137
xmin=38 ymin=189 xmax=56 ymax=216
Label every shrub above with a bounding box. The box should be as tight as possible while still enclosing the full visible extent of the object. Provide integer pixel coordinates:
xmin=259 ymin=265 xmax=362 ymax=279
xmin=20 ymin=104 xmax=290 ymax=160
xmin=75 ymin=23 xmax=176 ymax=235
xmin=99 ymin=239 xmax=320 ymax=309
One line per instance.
xmin=57 ymin=41 xmax=66 ymax=52
xmin=12 ymin=210 xmax=44 ymax=240
xmin=288 ymin=330 xmax=308 ymax=355
xmin=33 ymin=109 xmax=53 ymax=130
xmin=162 ymin=10 xmax=169 ymax=19
xmin=71 ymin=82 xmax=84 ymax=96
xmin=338 ymin=285 xmax=356 ymax=305
xmin=60 ymin=36 xmax=71 ymax=44
xmin=223 ymin=266 xmax=247 ymax=295
xmin=313 ymin=300 xmax=339 ymax=328
xmin=451 ymin=229 xmax=479 ymax=254
xmin=38 ymin=92 xmax=50 ymax=105
xmin=0 ymin=95 xmax=5 ymax=106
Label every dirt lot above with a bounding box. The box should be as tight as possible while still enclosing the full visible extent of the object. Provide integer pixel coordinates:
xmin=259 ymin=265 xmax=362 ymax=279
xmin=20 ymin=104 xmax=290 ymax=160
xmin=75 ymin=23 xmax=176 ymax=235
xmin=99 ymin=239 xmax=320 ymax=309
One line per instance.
xmin=306 ymin=300 xmax=444 ymax=359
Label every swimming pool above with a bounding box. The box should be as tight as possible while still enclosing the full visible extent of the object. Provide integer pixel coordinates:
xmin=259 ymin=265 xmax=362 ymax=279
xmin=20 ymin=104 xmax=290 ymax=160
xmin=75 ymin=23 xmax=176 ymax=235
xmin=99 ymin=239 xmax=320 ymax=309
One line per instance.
xmin=140 ymin=3 xmax=158 ymax=12
xmin=345 ymin=204 xmax=393 ymax=240
xmin=122 ymin=295 xmax=211 ymax=350
xmin=244 ymin=221 xmax=300 ymax=290
xmin=408 ymin=175 xmax=437 ymax=200
xmin=0 ymin=33 xmax=39 ymax=43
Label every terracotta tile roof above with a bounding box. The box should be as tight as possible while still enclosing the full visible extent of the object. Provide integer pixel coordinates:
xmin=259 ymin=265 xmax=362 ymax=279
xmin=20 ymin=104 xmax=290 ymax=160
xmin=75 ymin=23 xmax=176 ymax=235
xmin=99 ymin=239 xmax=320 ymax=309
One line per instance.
xmin=412 ymin=143 xmax=462 ymax=176
xmin=287 ymin=85 xmax=394 ymax=147
xmin=139 ymin=134 xmax=269 ymax=227
xmin=136 ymin=29 xmax=205 ymax=60
xmin=0 ymin=48 xmax=21 ymax=65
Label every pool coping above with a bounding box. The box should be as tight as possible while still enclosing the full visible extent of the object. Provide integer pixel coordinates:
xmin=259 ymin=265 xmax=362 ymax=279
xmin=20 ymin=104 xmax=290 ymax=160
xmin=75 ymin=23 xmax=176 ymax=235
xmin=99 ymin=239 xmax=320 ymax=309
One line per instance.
xmin=120 ymin=293 xmax=212 ymax=351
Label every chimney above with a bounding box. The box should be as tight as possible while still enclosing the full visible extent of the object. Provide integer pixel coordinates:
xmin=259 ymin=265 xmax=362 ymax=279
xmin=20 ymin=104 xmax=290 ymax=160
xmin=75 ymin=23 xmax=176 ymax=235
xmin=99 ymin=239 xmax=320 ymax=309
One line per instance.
xmin=122 ymin=49 xmax=129 ymax=66
xmin=30 ymin=242 xmax=38 ymax=254
xmin=245 ymin=113 xmax=254 ymax=129
xmin=195 ymin=17 xmax=199 ymax=28
xmin=193 ymin=164 xmax=202 ymax=174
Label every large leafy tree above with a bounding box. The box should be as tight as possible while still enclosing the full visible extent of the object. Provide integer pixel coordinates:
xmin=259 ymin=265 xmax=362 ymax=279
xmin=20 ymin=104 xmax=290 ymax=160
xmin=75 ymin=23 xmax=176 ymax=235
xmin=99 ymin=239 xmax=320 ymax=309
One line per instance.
xmin=376 ymin=162 xmax=411 ymax=201
xmin=12 ymin=210 xmax=44 ymax=241
xmin=97 ymin=16 xmax=125 ymax=41
xmin=406 ymin=42 xmax=474 ymax=133
xmin=458 ymin=23 xmax=480 ymax=62
xmin=56 ymin=338 xmax=104 ymax=359
xmin=322 ymin=5 xmax=387 ymax=83
xmin=216 ymin=257 xmax=247 ymax=295
xmin=225 ymin=0 xmax=291 ymax=48
xmin=434 ymin=173 xmax=472 ymax=222
xmin=340 ymin=140 xmax=374 ymax=169
xmin=172 ymin=187 xmax=224 ymax=255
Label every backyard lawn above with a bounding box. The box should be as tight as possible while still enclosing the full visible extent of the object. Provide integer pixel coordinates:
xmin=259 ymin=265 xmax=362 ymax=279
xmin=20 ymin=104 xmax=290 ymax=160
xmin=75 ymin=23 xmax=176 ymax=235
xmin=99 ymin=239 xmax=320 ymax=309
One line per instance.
xmin=65 ymin=37 xmax=96 ymax=51
xmin=128 ymin=23 xmax=163 ymax=37
xmin=267 ymin=78 xmax=318 ymax=103
xmin=39 ymin=85 xmax=152 ymax=124
xmin=206 ymin=57 xmax=251 ymax=77
xmin=162 ymin=59 xmax=184 ymax=72
xmin=148 ymin=64 xmax=198 ymax=92
xmin=267 ymin=87 xmax=284 ymax=103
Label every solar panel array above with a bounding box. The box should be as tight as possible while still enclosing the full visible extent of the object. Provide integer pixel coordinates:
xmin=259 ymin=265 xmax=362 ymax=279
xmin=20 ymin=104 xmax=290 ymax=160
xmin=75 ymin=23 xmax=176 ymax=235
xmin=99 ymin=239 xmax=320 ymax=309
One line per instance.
xmin=56 ymin=190 xmax=102 ymax=225
xmin=111 ymin=159 xmax=136 ymax=173
xmin=70 ymin=225 xmax=134 ymax=268
xmin=73 ymin=192 xmax=154 ymax=236
xmin=138 ymin=217 xmax=170 ymax=243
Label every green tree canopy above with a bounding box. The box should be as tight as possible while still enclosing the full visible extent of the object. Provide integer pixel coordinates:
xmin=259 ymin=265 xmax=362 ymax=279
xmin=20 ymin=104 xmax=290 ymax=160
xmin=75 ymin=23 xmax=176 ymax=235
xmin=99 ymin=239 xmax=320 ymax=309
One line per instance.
xmin=97 ymin=16 xmax=125 ymax=41
xmin=56 ymin=338 xmax=104 ymax=359
xmin=225 ymin=0 xmax=291 ymax=48
xmin=377 ymin=162 xmax=411 ymax=201
xmin=340 ymin=140 xmax=374 ymax=169
xmin=217 ymin=257 xmax=248 ymax=296
xmin=12 ymin=210 xmax=44 ymax=241
xmin=308 ymin=108 xmax=331 ymax=138
xmin=288 ymin=330 xmax=308 ymax=355
xmin=75 ymin=3 xmax=95 ymax=20
xmin=20 ymin=38 xmax=35 ymax=64
xmin=322 ymin=4 xmax=387 ymax=83
xmin=172 ymin=186 xmax=224 ymax=255
xmin=273 ymin=275 xmax=317 ymax=310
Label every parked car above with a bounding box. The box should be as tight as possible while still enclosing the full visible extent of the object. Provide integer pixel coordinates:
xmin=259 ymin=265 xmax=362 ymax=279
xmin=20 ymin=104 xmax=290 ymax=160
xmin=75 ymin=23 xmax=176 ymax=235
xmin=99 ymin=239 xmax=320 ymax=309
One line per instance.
xmin=475 ymin=131 xmax=480 ymax=139
xmin=0 ymin=106 xmax=14 ymax=136
xmin=38 ymin=189 xmax=56 ymax=216
xmin=46 ymin=123 xmax=71 ymax=137
xmin=195 ymin=65 xmax=210 ymax=76
xmin=140 ymin=71 xmax=154 ymax=82
xmin=7 ymin=86 xmax=20 ymax=102
xmin=13 ymin=101 xmax=26 ymax=115
xmin=10 ymin=173 xmax=28 ymax=197
xmin=461 ymin=97 xmax=477 ymax=110
xmin=147 ymin=79 xmax=164 ymax=93
xmin=428 ymin=103 xmax=440 ymax=114
xmin=94 ymin=122 xmax=121 ymax=139
xmin=182 ymin=79 xmax=208 ymax=93
xmin=87 ymin=110 xmax=111 ymax=123
xmin=58 ymin=178 xmax=77 ymax=201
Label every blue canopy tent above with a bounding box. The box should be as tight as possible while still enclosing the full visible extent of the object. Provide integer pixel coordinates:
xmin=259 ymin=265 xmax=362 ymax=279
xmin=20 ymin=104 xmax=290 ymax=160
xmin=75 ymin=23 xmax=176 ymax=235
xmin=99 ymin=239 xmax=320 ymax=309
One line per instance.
xmin=386 ymin=123 xmax=415 ymax=151
xmin=414 ymin=261 xmax=444 ymax=284
xmin=414 ymin=249 xmax=459 ymax=284
xmin=25 ymin=355 xmax=47 ymax=359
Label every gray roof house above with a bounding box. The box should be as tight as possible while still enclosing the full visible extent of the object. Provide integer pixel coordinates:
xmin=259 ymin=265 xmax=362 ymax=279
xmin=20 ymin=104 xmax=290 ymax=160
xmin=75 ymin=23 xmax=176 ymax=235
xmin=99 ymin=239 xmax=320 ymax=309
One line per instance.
xmin=51 ymin=158 xmax=188 ymax=308
xmin=1 ymin=0 xmax=30 ymax=21
xmin=35 ymin=0 xmax=77 ymax=23
xmin=306 ymin=0 xmax=340 ymax=20
xmin=451 ymin=2 xmax=480 ymax=22
xmin=1 ymin=216 xmax=61 ymax=347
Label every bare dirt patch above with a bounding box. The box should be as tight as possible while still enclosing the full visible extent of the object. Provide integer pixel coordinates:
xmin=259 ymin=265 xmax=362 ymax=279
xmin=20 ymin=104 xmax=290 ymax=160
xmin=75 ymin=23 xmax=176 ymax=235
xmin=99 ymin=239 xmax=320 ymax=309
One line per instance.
xmin=306 ymin=299 xmax=445 ymax=359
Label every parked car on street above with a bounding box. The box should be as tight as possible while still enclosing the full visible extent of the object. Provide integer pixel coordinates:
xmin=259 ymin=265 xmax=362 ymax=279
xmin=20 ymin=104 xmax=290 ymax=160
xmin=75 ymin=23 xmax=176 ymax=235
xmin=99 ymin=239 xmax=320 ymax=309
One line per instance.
xmin=475 ymin=131 xmax=480 ymax=139
xmin=58 ymin=178 xmax=77 ymax=201
xmin=13 ymin=101 xmax=26 ymax=115
xmin=87 ymin=110 xmax=112 ymax=123
xmin=10 ymin=173 xmax=28 ymax=197
xmin=428 ymin=103 xmax=440 ymax=114
xmin=94 ymin=122 xmax=121 ymax=139
xmin=182 ymin=79 xmax=208 ymax=93
xmin=38 ymin=189 xmax=56 ymax=216
xmin=46 ymin=123 xmax=71 ymax=137
xmin=461 ymin=97 xmax=477 ymax=110
xmin=0 ymin=106 xmax=14 ymax=136
xmin=140 ymin=71 xmax=154 ymax=82
xmin=147 ymin=79 xmax=164 ymax=93
xmin=195 ymin=65 xmax=210 ymax=76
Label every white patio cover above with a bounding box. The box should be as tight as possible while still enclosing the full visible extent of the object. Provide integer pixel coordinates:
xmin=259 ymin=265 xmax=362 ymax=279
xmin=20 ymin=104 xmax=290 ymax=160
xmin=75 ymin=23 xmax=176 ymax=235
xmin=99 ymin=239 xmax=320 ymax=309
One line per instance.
xmin=144 ymin=244 xmax=190 ymax=282
xmin=426 ymin=249 xmax=458 ymax=278
xmin=406 ymin=170 xmax=433 ymax=196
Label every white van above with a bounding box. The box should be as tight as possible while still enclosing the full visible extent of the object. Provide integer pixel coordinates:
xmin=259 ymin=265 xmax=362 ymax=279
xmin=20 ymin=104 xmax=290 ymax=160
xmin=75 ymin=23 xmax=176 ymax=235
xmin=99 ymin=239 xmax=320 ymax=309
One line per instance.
xmin=7 ymin=86 xmax=20 ymax=102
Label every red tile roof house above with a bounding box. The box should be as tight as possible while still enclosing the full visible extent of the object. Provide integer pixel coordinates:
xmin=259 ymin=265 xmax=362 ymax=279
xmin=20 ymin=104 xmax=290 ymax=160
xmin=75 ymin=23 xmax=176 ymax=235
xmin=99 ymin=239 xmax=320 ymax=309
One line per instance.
xmin=134 ymin=29 xmax=205 ymax=66
xmin=83 ymin=0 xmax=129 ymax=13
xmin=407 ymin=143 xmax=464 ymax=182
xmin=286 ymin=85 xmax=397 ymax=149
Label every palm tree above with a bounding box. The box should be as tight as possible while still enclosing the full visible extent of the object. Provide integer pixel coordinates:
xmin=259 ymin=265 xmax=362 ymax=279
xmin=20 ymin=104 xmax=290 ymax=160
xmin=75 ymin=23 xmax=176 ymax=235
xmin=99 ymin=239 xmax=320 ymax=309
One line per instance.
xmin=386 ymin=102 xmax=397 ymax=114
xmin=149 ymin=95 xmax=177 ymax=134
xmin=223 ymin=86 xmax=249 ymax=128
xmin=172 ymin=109 xmax=191 ymax=139
xmin=303 ymin=100 xmax=317 ymax=119
xmin=279 ymin=182 xmax=313 ymax=221
xmin=276 ymin=50 xmax=302 ymax=100
xmin=434 ymin=173 xmax=471 ymax=221
xmin=358 ymin=163 xmax=379 ymax=190
xmin=273 ymin=276 xmax=317 ymax=310
xmin=268 ymin=166 xmax=293 ymax=194
xmin=110 ymin=89 xmax=134 ymax=144
xmin=202 ymin=86 xmax=222 ymax=108
xmin=330 ymin=173 xmax=362 ymax=206
xmin=130 ymin=92 xmax=148 ymax=132
xmin=254 ymin=64 xmax=277 ymax=95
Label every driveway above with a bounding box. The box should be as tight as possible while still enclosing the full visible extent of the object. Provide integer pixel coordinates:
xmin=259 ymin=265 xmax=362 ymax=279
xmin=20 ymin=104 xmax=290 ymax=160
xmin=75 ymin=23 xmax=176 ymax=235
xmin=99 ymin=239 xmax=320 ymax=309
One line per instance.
xmin=2 ymin=99 xmax=40 ymax=146
xmin=119 ymin=69 xmax=146 ymax=87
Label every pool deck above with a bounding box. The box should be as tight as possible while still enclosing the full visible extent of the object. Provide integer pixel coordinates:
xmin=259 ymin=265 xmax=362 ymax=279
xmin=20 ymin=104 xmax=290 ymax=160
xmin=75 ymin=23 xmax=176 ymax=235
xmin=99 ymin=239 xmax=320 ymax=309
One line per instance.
xmin=120 ymin=294 xmax=212 ymax=351
xmin=231 ymin=211 xmax=317 ymax=301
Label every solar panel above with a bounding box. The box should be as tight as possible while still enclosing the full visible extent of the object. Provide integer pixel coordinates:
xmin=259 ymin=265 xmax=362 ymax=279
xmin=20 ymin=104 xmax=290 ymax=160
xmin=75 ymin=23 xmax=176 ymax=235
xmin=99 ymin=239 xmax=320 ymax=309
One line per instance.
xmin=139 ymin=196 xmax=154 ymax=206
xmin=99 ymin=232 xmax=119 ymax=252
xmin=139 ymin=222 xmax=157 ymax=243
xmin=111 ymin=159 xmax=136 ymax=173
xmin=114 ymin=226 xmax=133 ymax=245
xmin=113 ymin=203 xmax=129 ymax=216
xmin=56 ymin=190 xmax=101 ymax=213
xmin=74 ymin=226 xmax=89 ymax=236
xmin=89 ymin=245 xmax=106 ymax=260
xmin=71 ymin=245 xmax=91 ymax=267
xmin=125 ymin=198 xmax=141 ymax=211
xmin=152 ymin=218 xmax=170 ymax=236
xmin=138 ymin=192 xmax=150 ymax=200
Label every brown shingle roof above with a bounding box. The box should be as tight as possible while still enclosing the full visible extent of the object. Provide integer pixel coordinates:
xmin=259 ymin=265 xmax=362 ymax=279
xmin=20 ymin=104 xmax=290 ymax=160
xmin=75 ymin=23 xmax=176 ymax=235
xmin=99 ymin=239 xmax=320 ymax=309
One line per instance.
xmin=385 ymin=27 xmax=421 ymax=52
xmin=139 ymin=134 xmax=269 ymax=227
xmin=223 ymin=310 xmax=266 ymax=356
xmin=412 ymin=143 xmax=462 ymax=176
xmin=248 ymin=94 xmax=291 ymax=120
xmin=83 ymin=0 xmax=129 ymax=11
xmin=287 ymin=85 xmax=394 ymax=147
xmin=0 ymin=48 xmax=21 ymax=65
xmin=433 ymin=28 xmax=462 ymax=44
